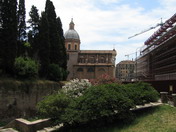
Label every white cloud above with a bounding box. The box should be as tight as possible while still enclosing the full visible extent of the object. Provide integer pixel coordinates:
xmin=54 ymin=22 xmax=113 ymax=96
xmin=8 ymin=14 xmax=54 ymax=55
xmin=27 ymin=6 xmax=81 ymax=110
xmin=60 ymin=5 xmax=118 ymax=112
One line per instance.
xmin=25 ymin=0 xmax=176 ymax=63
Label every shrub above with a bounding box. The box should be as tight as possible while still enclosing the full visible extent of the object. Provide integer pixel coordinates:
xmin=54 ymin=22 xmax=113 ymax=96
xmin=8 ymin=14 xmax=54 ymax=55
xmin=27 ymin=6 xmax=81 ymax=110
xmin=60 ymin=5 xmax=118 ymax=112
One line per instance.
xmin=37 ymin=82 xmax=159 ymax=126
xmin=48 ymin=64 xmax=68 ymax=81
xmin=125 ymin=82 xmax=159 ymax=105
xmin=62 ymin=84 xmax=134 ymax=124
xmin=37 ymin=92 xmax=71 ymax=120
xmin=14 ymin=56 xmax=39 ymax=79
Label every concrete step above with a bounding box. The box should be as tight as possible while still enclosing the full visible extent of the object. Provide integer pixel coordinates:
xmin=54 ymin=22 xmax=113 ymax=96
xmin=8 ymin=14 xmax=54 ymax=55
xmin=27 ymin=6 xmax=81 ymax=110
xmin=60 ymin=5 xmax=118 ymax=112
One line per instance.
xmin=0 ymin=128 xmax=18 ymax=132
xmin=37 ymin=123 xmax=63 ymax=132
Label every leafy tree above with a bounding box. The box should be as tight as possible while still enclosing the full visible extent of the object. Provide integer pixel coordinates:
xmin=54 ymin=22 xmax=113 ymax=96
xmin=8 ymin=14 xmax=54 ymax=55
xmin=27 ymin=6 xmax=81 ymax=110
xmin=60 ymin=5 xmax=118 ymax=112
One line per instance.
xmin=27 ymin=5 xmax=40 ymax=58
xmin=17 ymin=0 xmax=27 ymax=56
xmin=38 ymin=12 xmax=50 ymax=77
xmin=14 ymin=56 xmax=39 ymax=79
xmin=1 ymin=0 xmax=17 ymax=75
xmin=48 ymin=64 xmax=65 ymax=81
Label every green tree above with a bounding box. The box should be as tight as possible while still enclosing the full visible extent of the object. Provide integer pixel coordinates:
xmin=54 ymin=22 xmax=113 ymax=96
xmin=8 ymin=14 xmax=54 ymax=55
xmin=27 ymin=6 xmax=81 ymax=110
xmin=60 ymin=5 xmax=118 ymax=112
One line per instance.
xmin=14 ymin=56 xmax=39 ymax=79
xmin=17 ymin=0 xmax=27 ymax=56
xmin=0 ymin=0 xmax=3 ymax=69
xmin=45 ymin=0 xmax=61 ymax=65
xmin=38 ymin=12 xmax=50 ymax=77
xmin=1 ymin=0 xmax=17 ymax=75
xmin=27 ymin=5 xmax=40 ymax=58
xmin=56 ymin=17 xmax=67 ymax=70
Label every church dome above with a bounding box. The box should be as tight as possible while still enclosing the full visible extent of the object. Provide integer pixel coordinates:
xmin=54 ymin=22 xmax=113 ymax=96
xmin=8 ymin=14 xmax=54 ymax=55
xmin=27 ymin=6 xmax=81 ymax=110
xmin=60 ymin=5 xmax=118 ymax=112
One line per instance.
xmin=64 ymin=19 xmax=80 ymax=40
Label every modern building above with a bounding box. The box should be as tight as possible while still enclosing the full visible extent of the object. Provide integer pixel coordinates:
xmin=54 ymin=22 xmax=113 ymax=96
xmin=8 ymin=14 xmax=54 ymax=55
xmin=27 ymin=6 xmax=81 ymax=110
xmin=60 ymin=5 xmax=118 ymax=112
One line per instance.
xmin=136 ymin=13 xmax=176 ymax=81
xmin=116 ymin=60 xmax=135 ymax=81
xmin=64 ymin=19 xmax=117 ymax=80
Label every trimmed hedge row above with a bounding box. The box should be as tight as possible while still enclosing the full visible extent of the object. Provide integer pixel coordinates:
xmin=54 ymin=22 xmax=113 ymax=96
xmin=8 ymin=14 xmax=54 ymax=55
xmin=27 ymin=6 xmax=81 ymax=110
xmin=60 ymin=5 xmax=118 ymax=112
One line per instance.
xmin=37 ymin=82 xmax=159 ymax=126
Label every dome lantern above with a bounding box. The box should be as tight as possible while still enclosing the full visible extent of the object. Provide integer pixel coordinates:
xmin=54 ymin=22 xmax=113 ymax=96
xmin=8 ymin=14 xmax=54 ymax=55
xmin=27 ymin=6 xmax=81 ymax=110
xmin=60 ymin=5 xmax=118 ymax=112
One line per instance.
xmin=69 ymin=18 xmax=75 ymax=30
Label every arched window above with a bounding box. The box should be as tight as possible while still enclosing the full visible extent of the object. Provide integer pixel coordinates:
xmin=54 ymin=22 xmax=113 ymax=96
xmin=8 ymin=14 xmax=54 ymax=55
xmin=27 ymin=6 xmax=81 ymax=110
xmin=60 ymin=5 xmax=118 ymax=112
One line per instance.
xmin=68 ymin=44 xmax=71 ymax=50
xmin=98 ymin=68 xmax=105 ymax=72
xmin=87 ymin=68 xmax=94 ymax=72
xmin=77 ymin=68 xmax=83 ymax=72
xmin=75 ymin=45 xmax=77 ymax=50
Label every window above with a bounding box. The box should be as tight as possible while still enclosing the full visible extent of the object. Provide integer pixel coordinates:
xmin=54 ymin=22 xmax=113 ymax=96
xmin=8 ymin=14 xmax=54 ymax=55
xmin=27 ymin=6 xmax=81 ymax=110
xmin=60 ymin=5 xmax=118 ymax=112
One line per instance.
xmin=89 ymin=56 xmax=95 ymax=63
xmin=68 ymin=44 xmax=71 ymax=50
xmin=87 ymin=68 xmax=94 ymax=72
xmin=75 ymin=45 xmax=77 ymax=50
xmin=79 ymin=56 xmax=86 ymax=63
xmin=100 ymin=56 xmax=106 ymax=63
xmin=98 ymin=68 xmax=105 ymax=72
xmin=77 ymin=68 xmax=83 ymax=72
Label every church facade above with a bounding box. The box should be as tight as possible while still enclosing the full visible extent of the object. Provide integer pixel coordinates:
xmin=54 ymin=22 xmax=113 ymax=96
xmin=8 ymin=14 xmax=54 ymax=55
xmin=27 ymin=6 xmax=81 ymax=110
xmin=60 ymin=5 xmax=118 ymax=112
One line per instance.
xmin=64 ymin=19 xmax=117 ymax=80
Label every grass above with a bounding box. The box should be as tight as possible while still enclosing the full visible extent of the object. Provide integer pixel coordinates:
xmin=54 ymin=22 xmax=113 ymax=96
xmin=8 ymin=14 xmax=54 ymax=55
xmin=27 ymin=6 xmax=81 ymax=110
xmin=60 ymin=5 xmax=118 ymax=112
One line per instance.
xmin=108 ymin=104 xmax=176 ymax=132
xmin=56 ymin=105 xmax=176 ymax=132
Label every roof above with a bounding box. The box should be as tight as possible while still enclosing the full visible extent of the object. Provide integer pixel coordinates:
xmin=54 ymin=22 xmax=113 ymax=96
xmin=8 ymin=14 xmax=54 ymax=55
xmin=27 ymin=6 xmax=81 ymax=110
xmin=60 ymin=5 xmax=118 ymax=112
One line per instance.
xmin=117 ymin=60 xmax=135 ymax=65
xmin=64 ymin=29 xmax=80 ymax=40
xmin=79 ymin=50 xmax=116 ymax=54
xmin=64 ymin=18 xmax=80 ymax=40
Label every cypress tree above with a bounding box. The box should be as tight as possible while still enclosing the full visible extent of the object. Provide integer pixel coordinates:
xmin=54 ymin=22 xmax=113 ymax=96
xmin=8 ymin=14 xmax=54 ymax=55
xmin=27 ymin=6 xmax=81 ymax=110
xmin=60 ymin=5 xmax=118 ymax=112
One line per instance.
xmin=38 ymin=12 xmax=50 ymax=77
xmin=28 ymin=5 xmax=39 ymax=37
xmin=17 ymin=0 xmax=27 ymax=56
xmin=45 ymin=0 xmax=61 ymax=65
xmin=56 ymin=17 xmax=67 ymax=70
xmin=1 ymin=0 xmax=17 ymax=75
xmin=0 ymin=0 xmax=3 ymax=69
xmin=27 ymin=5 xmax=40 ymax=58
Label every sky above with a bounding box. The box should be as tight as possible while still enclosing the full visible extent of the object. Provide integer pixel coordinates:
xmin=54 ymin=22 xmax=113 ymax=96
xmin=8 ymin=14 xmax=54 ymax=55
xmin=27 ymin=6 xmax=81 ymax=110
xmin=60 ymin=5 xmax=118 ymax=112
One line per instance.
xmin=25 ymin=0 xmax=176 ymax=64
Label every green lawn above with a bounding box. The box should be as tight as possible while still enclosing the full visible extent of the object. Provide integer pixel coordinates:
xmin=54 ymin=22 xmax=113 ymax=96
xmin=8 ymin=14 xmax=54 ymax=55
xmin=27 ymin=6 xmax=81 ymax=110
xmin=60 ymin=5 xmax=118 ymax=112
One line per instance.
xmin=57 ymin=105 xmax=176 ymax=132
xmin=116 ymin=105 xmax=176 ymax=132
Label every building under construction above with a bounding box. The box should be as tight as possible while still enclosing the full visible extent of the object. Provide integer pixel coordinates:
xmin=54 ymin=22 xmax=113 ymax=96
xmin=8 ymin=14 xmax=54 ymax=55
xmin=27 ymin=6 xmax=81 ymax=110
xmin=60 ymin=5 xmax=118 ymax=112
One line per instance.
xmin=136 ymin=13 xmax=176 ymax=93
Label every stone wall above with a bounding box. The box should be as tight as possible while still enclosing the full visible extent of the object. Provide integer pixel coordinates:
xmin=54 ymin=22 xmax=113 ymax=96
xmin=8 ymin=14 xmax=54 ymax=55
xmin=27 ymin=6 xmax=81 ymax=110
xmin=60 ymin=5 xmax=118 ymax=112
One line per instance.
xmin=0 ymin=80 xmax=61 ymax=122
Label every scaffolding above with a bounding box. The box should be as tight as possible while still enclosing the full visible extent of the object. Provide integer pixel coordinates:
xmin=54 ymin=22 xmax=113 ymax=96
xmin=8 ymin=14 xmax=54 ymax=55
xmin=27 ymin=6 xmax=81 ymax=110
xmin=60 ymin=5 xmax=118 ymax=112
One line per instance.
xmin=137 ymin=13 xmax=176 ymax=81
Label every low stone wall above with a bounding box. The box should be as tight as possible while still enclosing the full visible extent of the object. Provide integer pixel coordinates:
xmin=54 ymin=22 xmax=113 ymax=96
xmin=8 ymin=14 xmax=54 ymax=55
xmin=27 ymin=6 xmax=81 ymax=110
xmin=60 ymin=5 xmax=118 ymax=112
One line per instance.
xmin=4 ymin=118 xmax=52 ymax=132
xmin=0 ymin=80 xmax=61 ymax=122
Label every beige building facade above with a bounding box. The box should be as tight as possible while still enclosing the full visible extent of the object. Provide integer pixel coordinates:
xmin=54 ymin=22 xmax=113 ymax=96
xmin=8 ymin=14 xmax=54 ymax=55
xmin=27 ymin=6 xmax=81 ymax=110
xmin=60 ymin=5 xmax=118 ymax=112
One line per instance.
xmin=64 ymin=19 xmax=116 ymax=80
xmin=116 ymin=60 xmax=135 ymax=81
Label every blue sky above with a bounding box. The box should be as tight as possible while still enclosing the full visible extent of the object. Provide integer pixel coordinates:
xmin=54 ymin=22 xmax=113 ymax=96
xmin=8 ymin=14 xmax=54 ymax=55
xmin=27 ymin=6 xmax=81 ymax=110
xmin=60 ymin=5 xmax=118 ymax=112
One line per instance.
xmin=26 ymin=0 xmax=176 ymax=63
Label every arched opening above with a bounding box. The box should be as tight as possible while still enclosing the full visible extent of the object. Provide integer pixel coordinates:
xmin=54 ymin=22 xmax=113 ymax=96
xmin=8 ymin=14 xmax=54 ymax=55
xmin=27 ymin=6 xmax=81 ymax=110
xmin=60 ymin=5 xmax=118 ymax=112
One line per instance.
xmin=68 ymin=44 xmax=71 ymax=50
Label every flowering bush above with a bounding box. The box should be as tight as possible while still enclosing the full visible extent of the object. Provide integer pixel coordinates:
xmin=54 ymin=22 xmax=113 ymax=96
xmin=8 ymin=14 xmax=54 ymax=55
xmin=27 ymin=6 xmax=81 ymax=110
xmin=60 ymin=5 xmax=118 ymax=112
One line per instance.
xmin=89 ymin=73 xmax=121 ymax=86
xmin=62 ymin=78 xmax=92 ymax=98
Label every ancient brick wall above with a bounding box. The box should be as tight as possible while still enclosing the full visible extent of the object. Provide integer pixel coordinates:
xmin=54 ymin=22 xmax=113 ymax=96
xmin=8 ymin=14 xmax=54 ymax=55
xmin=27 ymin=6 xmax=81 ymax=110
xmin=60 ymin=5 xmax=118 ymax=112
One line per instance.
xmin=0 ymin=80 xmax=61 ymax=122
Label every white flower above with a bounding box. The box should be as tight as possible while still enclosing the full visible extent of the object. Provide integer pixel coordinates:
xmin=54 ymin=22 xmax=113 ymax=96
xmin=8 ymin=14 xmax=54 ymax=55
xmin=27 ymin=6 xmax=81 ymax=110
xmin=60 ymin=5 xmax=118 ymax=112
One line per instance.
xmin=61 ymin=79 xmax=92 ymax=98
